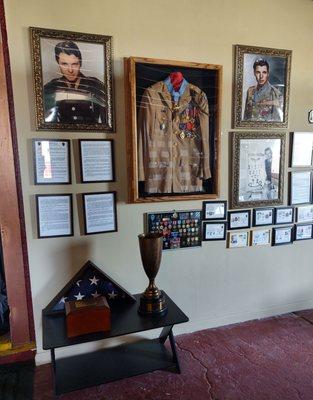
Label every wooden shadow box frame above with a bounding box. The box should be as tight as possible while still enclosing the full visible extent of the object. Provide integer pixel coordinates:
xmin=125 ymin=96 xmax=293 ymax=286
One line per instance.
xmin=124 ymin=57 xmax=222 ymax=203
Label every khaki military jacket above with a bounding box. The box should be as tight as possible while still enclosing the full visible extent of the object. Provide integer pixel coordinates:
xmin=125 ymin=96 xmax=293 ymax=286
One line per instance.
xmin=138 ymin=80 xmax=211 ymax=194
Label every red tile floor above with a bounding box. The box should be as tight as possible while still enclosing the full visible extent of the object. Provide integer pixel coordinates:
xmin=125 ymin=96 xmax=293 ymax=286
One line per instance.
xmin=34 ymin=310 xmax=313 ymax=400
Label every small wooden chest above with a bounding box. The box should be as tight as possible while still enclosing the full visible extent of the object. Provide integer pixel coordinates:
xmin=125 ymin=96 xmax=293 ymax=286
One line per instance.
xmin=65 ymin=296 xmax=111 ymax=338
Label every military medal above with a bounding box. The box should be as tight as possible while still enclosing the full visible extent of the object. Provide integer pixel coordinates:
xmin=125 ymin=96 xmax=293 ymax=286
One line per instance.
xmin=180 ymin=131 xmax=185 ymax=139
xmin=160 ymin=123 xmax=166 ymax=130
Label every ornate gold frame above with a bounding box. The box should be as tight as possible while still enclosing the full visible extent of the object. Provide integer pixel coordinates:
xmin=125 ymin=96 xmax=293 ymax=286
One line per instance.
xmin=231 ymin=131 xmax=286 ymax=209
xmin=233 ymin=44 xmax=292 ymax=129
xmin=30 ymin=27 xmax=115 ymax=132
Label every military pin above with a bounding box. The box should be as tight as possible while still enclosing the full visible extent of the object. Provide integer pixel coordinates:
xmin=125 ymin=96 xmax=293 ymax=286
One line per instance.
xmin=180 ymin=131 xmax=185 ymax=139
xmin=160 ymin=123 xmax=166 ymax=130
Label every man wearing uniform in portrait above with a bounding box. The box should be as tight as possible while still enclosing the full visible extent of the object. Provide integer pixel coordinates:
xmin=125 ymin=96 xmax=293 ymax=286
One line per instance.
xmin=138 ymin=72 xmax=211 ymax=194
xmin=244 ymin=58 xmax=283 ymax=122
xmin=43 ymin=41 xmax=106 ymax=124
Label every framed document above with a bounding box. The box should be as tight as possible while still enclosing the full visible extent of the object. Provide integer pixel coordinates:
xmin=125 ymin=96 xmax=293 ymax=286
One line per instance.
xmin=252 ymin=207 xmax=274 ymax=227
xmin=296 ymin=205 xmax=313 ymax=223
xmin=294 ymin=224 xmax=313 ymax=241
xmin=228 ymin=210 xmax=251 ymax=230
xmin=33 ymin=139 xmax=71 ymax=184
xmin=79 ymin=139 xmax=115 ymax=183
xmin=291 ymin=132 xmax=313 ymax=167
xmin=275 ymin=207 xmax=294 ymax=225
xmin=82 ymin=192 xmax=117 ymax=235
xmin=202 ymin=201 xmax=227 ymax=220
xmin=251 ymin=229 xmax=271 ymax=246
xmin=289 ymin=171 xmax=312 ymax=205
xmin=36 ymin=194 xmax=73 ymax=238
xmin=202 ymin=222 xmax=226 ymax=241
xmin=227 ymin=231 xmax=250 ymax=248
xmin=272 ymin=226 xmax=293 ymax=246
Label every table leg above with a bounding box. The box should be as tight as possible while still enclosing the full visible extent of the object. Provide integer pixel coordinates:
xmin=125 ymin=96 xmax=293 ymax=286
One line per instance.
xmin=50 ymin=348 xmax=58 ymax=398
xmin=159 ymin=325 xmax=172 ymax=344
xmin=159 ymin=325 xmax=181 ymax=373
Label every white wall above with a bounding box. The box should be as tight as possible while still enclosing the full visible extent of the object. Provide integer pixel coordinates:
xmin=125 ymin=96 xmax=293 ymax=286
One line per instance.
xmin=4 ymin=0 xmax=313 ymax=365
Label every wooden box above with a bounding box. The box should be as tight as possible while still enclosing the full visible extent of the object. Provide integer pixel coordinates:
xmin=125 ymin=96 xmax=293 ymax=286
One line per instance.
xmin=65 ymin=296 xmax=111 ymax=338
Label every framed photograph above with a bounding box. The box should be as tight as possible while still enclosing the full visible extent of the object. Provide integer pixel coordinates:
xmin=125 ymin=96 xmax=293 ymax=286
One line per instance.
xmin=289 ymin=171 xmax=312 ymax=205
xmin=233 ymin=44 xmax=291 ymax=129
xmin=275 ymin=207 xmax=294 ymax=225
xmin=79 ymin=139 xmax=115 ymax=183
xmin=290 ymin=132 xmax=313 ymax=167
xmin=250 ymin=229 xmax=271 ymax=246
xmin=296 ymin=205 xmax=313 ymax=223
xmin=202 ymin=222 xmax=226 ymax=241
xmin=36 ymin=194 xmax=73 ymax=238
xmin=82 ymin=192 xmax=117 ymax=235
xmin=272 ymin=226 xmax=293 ymax=246
xmin=294 ymin=224 xmax=313 ymax=241
xmin=124 ymin=56 xmax=222 ymax=203
xmin=253 ymin=207 xmax=274 ymax=227
xmin=33 ymin=139 xmax=71 ymax=184
xmin=202 ymin=201 xmax=227 ymax=220
xmin=231 ymin=131 xmax=285 ymax=208
xmin=228 ymin=210 xmax=251 ymax=230
xmin=227 ymin=231 xmax=250 ymax=248
xmin=30 ymin=27 xmax=114 ymax=132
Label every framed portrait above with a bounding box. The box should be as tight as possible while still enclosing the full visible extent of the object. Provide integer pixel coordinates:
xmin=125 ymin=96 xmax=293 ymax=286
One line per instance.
xmin=36 ymin=194 xmax=73 ymax=238
xmin=228 ymin=210 xmax=251 ymax=230
xmin=227 ymin=231 xmax=250 ymax=249
xmin=33 ymin=139 xmax=71 ymax=184
xmin=82 ymin=192 xmax=117 ymax=235
xmin=231 ymin=131 xmax=286 ymax=208
xmin=79 ymin=139 xmax=115 ymax=183
xmin=202 ymin=222 xmax=226 ymax=241
xmin=252 ymin=207 xmax=274 ymax=227
xmin=289 ymin=171 xmax=312 ymax=205
xmin=296 ymin=205 xmax=313 ymax=223
xmin=202 ymin=201 xmax=227 ymax=220
xmin=274 ymin=207 xmax=294 ymax=225
xmin=294 ymin=224 xmax=313 ymax=241
xmin=250 ymin=228 xmax=271 ymax=247
xmin=272 ymin=226 xmax=293 ymax=246
xmin=290 ymin=132 xmax=313 ymax=167
xmin=30 ymin=27 xmax=115 ymax=132
xmin=233 ymin=44 xmax=292 ymax=129
xmin=124 ymin=57 xmax=222 ymax=203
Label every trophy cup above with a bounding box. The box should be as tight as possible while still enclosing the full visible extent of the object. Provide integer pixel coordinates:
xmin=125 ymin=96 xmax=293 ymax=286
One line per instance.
xmin=138 ymin=233 xmax=167 ymax=316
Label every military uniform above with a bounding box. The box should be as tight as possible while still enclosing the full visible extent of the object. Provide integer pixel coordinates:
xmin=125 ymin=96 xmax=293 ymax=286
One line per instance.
xmin=138 ymin=78 xmax=211 ymax=194
xmin=43 ymin=73 xmax=106 ymax=124
xmin=244 ymin=81 xmax=283 ymax=122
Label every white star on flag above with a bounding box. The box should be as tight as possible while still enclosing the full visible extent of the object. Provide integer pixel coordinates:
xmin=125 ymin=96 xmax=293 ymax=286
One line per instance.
xmin=76 ymin=280 xmax=82 ymax=287
xmin=74 ymin=292 xmax=85 ymax=300
xmin=89 ymin=276 xmax=99 ymax=286
xmin=108 ymin=291 xmax=118 ymax=300
xmin=59 ymin=296 xmax=67 ymax=304
xmin=91 ymin=291 xmax=101 ymax=298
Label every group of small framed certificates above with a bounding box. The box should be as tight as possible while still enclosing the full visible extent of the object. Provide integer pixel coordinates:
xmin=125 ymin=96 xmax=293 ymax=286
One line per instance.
xmin=33 ymin=139 xmax=117 ymax=238
xmin=202 ymin=201 xmax=313 ymax=248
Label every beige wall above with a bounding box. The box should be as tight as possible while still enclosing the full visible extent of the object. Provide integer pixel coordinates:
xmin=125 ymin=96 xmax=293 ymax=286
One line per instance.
xmin=4 ymin=0 xmax=313 ymax=364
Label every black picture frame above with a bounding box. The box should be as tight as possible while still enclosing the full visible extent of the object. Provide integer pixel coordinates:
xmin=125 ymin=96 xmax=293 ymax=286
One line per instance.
xmin=36 ymin=194 xmax=74 ymax=238
xmin=228 ymin=210 xmax=251 ymax=230
xmin=252 ymin=207 xmax=274 ymax=227
xmin=274 ymin=207 xmax=294 ymax=225
xmin=289 ymin=171 xmax=313 ymax=206
xmin=79 ymin=139 xmax=115 ymax=183
xmin=294 ymin=224 xmax=313 ymax=241
xmin=290 ymin=132 xmax=313 ymax=168
xmin=82 ymin=191 xmax=117 ymax=235
xmin=272 ymin=225 xmax=294 ymax=246
xmin=33 ymin=139 xmax=71 ymax=185
xmin=202 ymin=221 xmax=226 ymax=241
xmin=295 ymin=205 xmax=313 ymax=223
xmin=202 ymin=201 xmax=227 ymax=221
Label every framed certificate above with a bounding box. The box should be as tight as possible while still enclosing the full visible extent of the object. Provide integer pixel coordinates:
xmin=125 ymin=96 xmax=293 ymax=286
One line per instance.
xmin=36 ymin=194 xmax=73 ymax=238
xmin=272 ymin=226 xmax=293 ymax=246
xmin=294 ymin=224 xmax=313 ymax=241
xmin=33 ymin=139 xmax=71 ymax=184
xmin=82 ymin=192 xmax=117 ymax=235
xmin=202 ymin=201 xmax=227 ymax=220
xmin=79 ymin=139 xmax=115 ymax=183
xmin=289 ymin=171 xmax=312 ymax=205
xmin=202 ymin=222 xmax=226 ymax=241
xmin=250 ymin=229 xmax=271 ymax=246
xmin=227 ymin=231 xmax=250 ymax=248
xmin=291 ymin=132 xmax=313 ymax=167
xmin=252 ymin=207 xmax=274 ymax=227
xmin=228 ymin=210 xmax=251 ymax=230
xmin=296 ymin=205 xmax=313 ymax=223
xmin=274 ymin=207 xmax=294 ymax=225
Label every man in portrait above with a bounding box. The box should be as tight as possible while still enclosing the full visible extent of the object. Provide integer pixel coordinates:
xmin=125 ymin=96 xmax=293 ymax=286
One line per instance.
xmin=43 ymin=41 xmax=106 ymax=124
xmin=244 ymin=58 xmax=283 ymax=122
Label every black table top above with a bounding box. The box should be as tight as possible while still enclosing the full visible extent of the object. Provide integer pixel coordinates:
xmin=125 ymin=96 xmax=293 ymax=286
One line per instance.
xmin=42 ymin=292 xmax=189 ymax=350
